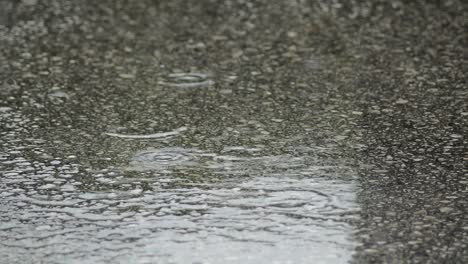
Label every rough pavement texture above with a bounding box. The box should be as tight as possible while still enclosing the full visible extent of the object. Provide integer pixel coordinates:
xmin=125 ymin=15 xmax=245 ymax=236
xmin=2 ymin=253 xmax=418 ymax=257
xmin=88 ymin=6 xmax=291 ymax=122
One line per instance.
xmin=1 ymin=1 xmax=467 ymax=263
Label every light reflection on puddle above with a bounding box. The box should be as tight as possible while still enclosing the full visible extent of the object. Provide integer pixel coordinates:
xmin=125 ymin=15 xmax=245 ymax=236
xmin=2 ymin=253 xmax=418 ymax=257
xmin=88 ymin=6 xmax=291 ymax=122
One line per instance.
xmin=0 ymin=142 xmax=359 ymax=264
xmin=126 ymin=147 xmax=312 ymax=176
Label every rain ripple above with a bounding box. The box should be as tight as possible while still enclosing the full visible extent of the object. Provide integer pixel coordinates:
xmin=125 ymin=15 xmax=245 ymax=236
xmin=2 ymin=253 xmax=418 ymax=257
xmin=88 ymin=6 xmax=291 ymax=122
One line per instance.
xmin=158 ymin=73 xmax=214 ymax=88
xmin=0 ymin=129 xmax=359 ymax=264
xmin=128 ymin=147 xmax=205 ymax=171
xmin=0 ymin=175 xmax=358 ymax=264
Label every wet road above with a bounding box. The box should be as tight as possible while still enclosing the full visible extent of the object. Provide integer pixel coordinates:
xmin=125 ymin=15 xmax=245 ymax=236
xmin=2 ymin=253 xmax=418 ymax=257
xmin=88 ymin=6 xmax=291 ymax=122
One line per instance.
xmin=0 ymin=1 xmax=467 ymax=263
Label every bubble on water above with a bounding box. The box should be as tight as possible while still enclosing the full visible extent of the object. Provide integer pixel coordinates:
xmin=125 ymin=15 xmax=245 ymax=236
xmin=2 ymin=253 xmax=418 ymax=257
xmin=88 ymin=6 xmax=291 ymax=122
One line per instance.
xmin=158 ymin=73 xmax=214 ymax=88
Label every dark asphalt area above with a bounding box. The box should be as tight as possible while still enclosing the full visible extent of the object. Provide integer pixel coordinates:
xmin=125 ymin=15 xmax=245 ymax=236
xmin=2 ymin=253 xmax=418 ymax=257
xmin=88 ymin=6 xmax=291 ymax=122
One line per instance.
xmin=1 ymin=1 xmax=467 ymax=263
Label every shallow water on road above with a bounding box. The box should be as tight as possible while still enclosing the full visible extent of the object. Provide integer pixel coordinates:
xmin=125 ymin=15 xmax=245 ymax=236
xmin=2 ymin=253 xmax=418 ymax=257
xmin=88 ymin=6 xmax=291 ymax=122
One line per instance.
xmin=1 ymin=174 xmax=357 ymax=263
xmin=2 ymin=1 xmax=467 ymax=263
xmin=0 ymin=106 xmax=359 ymax=263
xmin=1 ymin=8 xmax=362 ymax=259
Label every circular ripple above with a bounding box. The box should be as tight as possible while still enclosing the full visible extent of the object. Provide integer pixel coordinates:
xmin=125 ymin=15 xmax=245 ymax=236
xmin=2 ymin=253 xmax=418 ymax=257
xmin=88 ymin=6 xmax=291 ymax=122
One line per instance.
xmin=130 ymin=148 xmax=198 ymax=170
xmin=158 ymin=73 xmax=214 ymax=88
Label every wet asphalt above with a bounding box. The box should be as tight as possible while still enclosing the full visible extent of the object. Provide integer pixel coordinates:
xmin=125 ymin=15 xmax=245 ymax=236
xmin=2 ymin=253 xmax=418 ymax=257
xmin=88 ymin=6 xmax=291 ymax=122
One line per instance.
xmin=0 ymin=1 xmax=467 ymax=263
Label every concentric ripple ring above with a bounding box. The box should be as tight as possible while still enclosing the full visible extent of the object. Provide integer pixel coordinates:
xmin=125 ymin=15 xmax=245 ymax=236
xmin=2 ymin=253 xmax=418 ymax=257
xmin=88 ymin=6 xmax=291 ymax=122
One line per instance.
xmin=129 ymin=148 xmax=198 ymax=170
xmin=158 ymin=73 xmax=214 ymax=88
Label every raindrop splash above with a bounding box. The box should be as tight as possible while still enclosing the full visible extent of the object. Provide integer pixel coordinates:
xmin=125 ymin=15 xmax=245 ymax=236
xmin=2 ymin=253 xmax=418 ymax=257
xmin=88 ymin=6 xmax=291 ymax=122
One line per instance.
xmin=158 ymin=73 xmax=214 ymax=88
xmin=128 ymin=147 xmax=201 ymax=170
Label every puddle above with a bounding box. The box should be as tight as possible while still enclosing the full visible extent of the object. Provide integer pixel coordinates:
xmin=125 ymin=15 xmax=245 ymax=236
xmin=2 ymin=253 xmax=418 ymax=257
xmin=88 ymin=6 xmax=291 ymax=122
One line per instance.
xmin=0 ymin=167 xmax=358 ymax=264
xmin=0 ymin=36 xmax=360 ymax=264
xmin=0 ymin=133 xmax=359 ymax=263
xmin=126 ymin=147 xmax=316 ymax=178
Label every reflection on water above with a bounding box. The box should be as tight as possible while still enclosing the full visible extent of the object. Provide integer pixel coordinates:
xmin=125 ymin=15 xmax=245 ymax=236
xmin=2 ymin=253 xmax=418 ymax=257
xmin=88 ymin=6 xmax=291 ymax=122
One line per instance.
xmin=0 ymin=21 xmax=361 ymax=260
xmin=0 ymin=111 xmax=359 ymax=263
xmin=0 ymin=174 xmax=358 ymax=264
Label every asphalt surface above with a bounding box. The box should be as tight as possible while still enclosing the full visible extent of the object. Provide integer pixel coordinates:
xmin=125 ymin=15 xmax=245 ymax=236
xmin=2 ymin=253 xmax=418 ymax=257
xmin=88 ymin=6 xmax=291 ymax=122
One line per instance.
xmin=0 ymin=1 xmax=467 ymax=263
